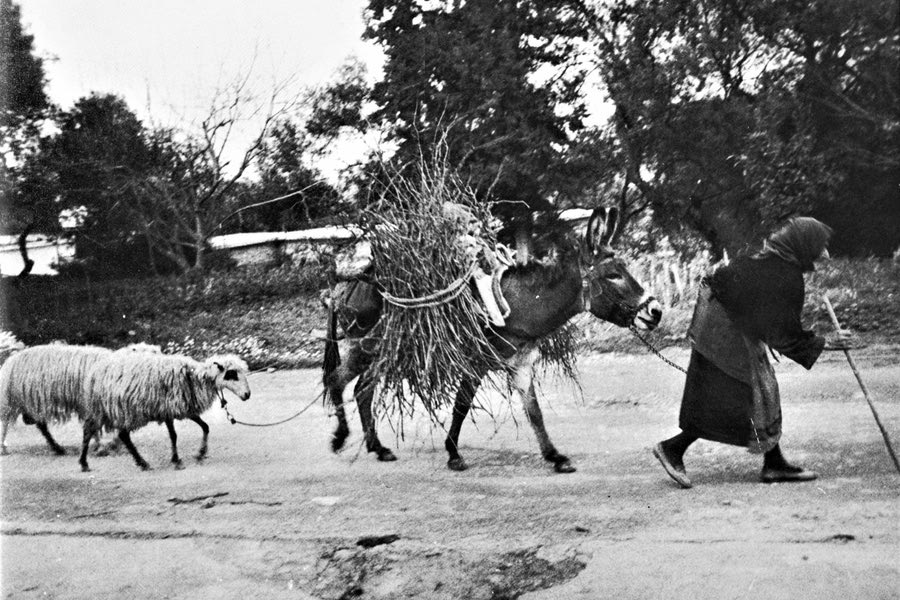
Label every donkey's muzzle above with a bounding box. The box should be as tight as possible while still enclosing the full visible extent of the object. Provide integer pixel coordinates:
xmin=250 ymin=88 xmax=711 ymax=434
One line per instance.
xmin=634 ymin=297 xmax=662 ymax=331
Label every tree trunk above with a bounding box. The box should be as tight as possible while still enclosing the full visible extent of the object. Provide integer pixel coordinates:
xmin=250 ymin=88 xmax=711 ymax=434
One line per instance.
xmin=193 ymin=213 xmax=205 ymax=271
xmin=17 ymin=225 xmax=35 ymax=279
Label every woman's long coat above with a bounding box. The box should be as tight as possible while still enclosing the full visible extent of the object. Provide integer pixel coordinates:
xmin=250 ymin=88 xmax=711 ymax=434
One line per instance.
xmin=679 ymin=255 xmax=825 ymax=450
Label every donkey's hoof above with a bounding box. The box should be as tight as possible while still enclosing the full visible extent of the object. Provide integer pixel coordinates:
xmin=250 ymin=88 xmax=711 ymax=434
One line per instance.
xmin=1 ymin=446 xmax=8 ymax=456
xmin=376 ymin=448 xmax=397 ymax=462
xmin=331 ymin=434 xmax=348 ymax=453
xmin=554 ymin=459 xmax=576 ymax=474
xmin=447 ymin=457 xmax=468 ymax=472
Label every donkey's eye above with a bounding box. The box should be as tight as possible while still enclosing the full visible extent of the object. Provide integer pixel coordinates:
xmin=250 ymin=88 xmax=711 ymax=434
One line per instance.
xmin=224 ymin=369 xmax=239 ymax=381
xmin=606 ymin=273 xmax=624 ymax=281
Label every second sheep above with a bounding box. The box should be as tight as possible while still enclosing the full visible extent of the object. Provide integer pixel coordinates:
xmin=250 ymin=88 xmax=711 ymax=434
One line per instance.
xmin=78 ymin=352 xmax=250 ymax=472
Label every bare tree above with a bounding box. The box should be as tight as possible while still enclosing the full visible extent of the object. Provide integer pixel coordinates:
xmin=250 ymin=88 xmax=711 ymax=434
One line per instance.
xmin=127 ymin=75 xmax=302 ymax=272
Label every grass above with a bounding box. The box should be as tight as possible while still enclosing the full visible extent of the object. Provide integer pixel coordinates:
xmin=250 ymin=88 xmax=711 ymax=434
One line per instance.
xmin=2 ymin=257 xmax=897 ymax=370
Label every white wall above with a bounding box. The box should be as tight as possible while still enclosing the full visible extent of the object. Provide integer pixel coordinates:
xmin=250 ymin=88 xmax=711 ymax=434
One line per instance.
xmin=0 ymin=236 xmax=75 ymax=276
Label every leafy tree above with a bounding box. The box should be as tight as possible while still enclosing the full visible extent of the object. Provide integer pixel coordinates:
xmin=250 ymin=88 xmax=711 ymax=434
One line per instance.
xmin=47 ymin=93 xmax=155 ymax=274
xmin=0 ymin=0 xmax=47 ymax=125
xmin=592 ymin=0 xmax=899 ymax=257
xmin=243 ymin=119 xmax=343 ymax=231
xmin=1 ymin=0 xmax=53 ymax=276
xmin=363 ymin=0 xmax=594 ymax=220
xmin=305 ymin=58 xmax=370 ymax=143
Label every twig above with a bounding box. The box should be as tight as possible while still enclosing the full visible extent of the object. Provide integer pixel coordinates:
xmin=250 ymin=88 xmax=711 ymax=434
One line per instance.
xmin=167 ymin=492 xmax=230 ymax=505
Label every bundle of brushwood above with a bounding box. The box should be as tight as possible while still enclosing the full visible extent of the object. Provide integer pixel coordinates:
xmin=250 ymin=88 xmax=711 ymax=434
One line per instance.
xmin=360 ymin=159 xmax=509 ymax=428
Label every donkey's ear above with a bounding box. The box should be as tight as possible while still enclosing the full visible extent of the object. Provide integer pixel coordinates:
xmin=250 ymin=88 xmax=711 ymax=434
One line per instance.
xmin=599 ymin=207 xmax=620 ymax=247
xmin=586 ymin=207 xmax=608 ymax=253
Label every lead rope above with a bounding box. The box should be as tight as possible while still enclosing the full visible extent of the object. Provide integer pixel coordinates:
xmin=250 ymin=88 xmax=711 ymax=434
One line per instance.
xmin=219 ymin=390 xmax=321 ymax=427
xmin=628 ymin=325 xmax=688 ymax=375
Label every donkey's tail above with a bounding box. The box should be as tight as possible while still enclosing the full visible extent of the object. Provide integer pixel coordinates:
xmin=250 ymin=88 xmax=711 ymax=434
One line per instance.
xmin=322 ymin=304 xmax=341 ymax=391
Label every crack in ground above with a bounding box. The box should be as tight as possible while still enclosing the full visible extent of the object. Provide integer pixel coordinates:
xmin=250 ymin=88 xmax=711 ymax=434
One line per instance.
xmin=2 ymin=526 xmax=335 ymax=544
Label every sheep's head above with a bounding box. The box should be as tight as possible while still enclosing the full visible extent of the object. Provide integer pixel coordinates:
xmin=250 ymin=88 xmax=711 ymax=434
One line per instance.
xmin=205 ymin=354 xmax=251 ymax=401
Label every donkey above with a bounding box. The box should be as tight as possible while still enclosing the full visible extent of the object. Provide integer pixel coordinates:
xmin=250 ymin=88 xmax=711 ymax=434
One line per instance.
xmin=322 ymin=207 xmax=662 ymax=473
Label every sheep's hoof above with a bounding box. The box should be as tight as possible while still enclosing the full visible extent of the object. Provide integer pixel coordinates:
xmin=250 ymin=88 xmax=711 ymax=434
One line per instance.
xmin=194 ymin=451 xmax=207 ymax=462
xmin=138 ymin=462 xmax=151 ymax=471
xmin=52 ymin=446 xmax=67 ymax=456
xmin=1 ymin=446 xmax=8 ymax=456
xmin=173 ymin=460 xmax=185 ymax=470
xmin=80 ymin=464 xmax=90 ymax=472
xmin=447 ymin=457 xmax=468 ymax=472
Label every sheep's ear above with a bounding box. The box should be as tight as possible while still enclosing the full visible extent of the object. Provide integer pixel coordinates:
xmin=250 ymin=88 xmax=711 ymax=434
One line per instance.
xmin=214 ymin=362 xmax=224 ymax=372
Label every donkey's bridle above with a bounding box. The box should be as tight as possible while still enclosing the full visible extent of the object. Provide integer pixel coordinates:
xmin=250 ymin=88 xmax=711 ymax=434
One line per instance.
xmin=581 ymin=268 xmax=653 ymax=324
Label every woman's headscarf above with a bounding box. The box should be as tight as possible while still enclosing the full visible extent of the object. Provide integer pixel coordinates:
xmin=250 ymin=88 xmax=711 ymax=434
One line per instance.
xmin=759 ymin=217 xmax=833 ymax=271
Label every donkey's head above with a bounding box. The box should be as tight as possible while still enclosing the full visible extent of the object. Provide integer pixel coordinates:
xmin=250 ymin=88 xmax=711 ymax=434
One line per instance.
xmin=581 ymin=207 xmax=662 ymax=330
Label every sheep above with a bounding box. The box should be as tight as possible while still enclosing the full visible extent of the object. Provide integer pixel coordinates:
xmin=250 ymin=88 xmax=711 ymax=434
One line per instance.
xmin=0 ymin=343 xmax=162 ymax=455
xmin=78 ymin=352 xmax=251 ymax=472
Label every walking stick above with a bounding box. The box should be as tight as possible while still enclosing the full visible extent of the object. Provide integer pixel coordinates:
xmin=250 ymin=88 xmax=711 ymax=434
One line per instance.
xmin=823 ymin=295 xmax=900 ymax=475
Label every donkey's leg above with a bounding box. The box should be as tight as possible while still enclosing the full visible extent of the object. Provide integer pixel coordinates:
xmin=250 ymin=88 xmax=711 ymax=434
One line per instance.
xmin=326 ymin=375 xmax=351 ymax=453
xmin=118 ymin=429 xmax=150 ymax=471
xmin=165 ymin=419 xmax=183 ymax=469
xmin=324 ymin=352 xmax=366 ymax=453
xmin=355 ymin=373 xmax=396 ymax=462
xmin=445 ymin=374 xmax=481 ymax=471
xmin=326 ymin=338 xmax=375 ymax=454
xmin=512 ymin=347 xmax=575 ymax=473
xmin=188 ymin=415 xmax=209 ymax=460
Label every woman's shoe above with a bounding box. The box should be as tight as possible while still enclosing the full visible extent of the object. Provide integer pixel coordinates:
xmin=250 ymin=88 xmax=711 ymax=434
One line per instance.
xmin=653 ymin=442 xmax=692 ymax=489
xmin=760 ymin=466 xmax=818 ymax=483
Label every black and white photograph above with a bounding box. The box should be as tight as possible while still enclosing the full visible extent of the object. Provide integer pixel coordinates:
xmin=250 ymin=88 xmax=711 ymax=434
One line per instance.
xmin=1 ymin=0 xmax=898 ymax=598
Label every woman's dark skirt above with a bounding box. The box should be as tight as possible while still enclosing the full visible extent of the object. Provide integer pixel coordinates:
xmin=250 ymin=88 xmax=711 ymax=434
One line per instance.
xmin=679 ymin=349 xmax=753 ymax=447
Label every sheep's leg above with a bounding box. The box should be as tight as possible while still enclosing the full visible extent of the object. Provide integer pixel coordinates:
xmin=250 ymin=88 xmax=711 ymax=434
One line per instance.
xmin=445 ymin=374 xmax=482 ymax=471
xmin=355 ymin=372 xmax=396 ymax=462
xmin=34 ymin=420 xmax=66 ymax=455
xmin=189 ymin=415 xmax=209 ymax=460
xmin=1 ymin=416 xmax=11 ymax=455
xmin=79 ymin=421 xmax=99 ymax=472
xmin=118 ymin=429 xmax=150 ymax=471
xmin=94 ymin=433 xmax=121 ymax=456
xmin=165 ymin=419 xmax=184 ymax=470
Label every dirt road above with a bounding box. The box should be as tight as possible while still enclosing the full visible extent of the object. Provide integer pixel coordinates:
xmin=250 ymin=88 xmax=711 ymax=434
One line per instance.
xmin=2 ymin=347 xmax=898 ymax=599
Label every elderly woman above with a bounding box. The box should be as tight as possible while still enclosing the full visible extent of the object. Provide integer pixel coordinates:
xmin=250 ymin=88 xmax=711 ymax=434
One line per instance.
xmin=653 ymin=217 xmax=842 ymax=488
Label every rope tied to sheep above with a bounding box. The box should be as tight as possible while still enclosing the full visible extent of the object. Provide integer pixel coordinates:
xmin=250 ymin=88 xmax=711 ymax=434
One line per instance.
xmin=219 ymin=391 xmax=319 ymax=427
xmin=379 ymin=259 xmax=479 ymax=309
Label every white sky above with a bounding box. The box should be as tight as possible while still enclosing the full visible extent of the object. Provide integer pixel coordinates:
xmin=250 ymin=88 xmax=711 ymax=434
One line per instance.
xmin=17 ymin=0 xmax=385 ymax=180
